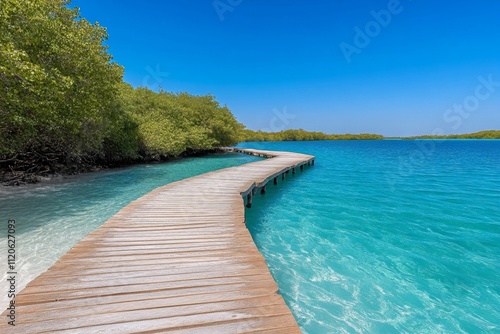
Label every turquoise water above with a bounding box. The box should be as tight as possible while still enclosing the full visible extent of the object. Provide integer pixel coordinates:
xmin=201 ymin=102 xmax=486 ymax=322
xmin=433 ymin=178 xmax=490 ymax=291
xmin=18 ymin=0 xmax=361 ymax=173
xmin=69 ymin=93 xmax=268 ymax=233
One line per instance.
xmin=0 ymin=153 xmax=261 ymax=310
xmin=240 ymin=140 xmax=500 ymax=334
xmin=1 ymin=141 xmax=499 ymax=333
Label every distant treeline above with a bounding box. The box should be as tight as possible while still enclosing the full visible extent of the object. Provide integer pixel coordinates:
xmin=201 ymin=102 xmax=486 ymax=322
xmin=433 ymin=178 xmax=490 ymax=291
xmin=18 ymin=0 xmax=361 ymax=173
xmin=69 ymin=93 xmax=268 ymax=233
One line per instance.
xmin=239 ymin=129 xmax=384 ymax=142
xmin=0 ymin=0 xmax=241 ymax=184
xmin=403 ymin=130 xmax=500 ymax=140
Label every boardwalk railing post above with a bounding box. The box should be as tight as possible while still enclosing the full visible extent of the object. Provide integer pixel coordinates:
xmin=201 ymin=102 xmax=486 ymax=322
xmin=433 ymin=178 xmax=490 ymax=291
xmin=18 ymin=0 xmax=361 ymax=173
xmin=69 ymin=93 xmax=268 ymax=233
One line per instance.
xmin=246 ymin=193 xmax=253 ymax=208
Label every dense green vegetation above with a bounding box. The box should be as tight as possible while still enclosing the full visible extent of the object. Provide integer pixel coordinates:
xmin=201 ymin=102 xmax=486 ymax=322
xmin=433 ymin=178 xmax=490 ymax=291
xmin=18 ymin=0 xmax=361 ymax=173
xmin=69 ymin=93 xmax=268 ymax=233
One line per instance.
xmin=117 ymin=84 xmax=242 ymax=160
xmin=239 ymin=129 xmax=383 ymax=141
xmin=404 ymin=130 xmax=500 ymax=140
xmin=0 ymin=0 xmax=241 ymax=184
xmin=0 ymin=0 xmax=123 ymax=156
xmin=1 ymin=0 xmax=498 ymax=185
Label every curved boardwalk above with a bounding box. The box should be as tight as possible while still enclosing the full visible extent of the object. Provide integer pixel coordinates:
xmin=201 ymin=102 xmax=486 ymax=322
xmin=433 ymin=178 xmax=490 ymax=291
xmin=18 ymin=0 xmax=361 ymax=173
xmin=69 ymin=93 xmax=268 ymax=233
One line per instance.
xmin=1 ymin=149 xmax=314 ymax=333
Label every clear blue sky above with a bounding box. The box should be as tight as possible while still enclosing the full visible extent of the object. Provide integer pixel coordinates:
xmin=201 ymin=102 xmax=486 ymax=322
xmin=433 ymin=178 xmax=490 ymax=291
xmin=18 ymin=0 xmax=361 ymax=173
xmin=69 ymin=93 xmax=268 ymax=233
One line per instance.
xmin=71 ymin=0 xmax=500 ymax=136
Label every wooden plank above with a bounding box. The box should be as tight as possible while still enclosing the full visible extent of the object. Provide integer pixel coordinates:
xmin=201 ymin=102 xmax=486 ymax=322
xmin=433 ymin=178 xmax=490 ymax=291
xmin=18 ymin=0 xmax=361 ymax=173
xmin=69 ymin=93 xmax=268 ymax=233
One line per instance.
xmin=17 ymin=289 xmax=280 ymax=322
xmin=10 ymin=298 xmax=289 ymax=333
xmin=1 ymin=148 xmax=314 ymax=333
xmin=17 ymin=283 xmax=278 ymax=314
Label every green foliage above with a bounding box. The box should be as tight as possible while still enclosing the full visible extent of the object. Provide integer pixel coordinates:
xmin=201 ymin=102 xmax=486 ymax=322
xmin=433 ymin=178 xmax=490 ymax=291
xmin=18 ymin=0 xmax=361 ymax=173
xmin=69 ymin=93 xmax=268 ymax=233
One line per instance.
xmin=404 ymin=130 xmax=500 ymax=140
xmin=6 ymin=0 xmax=495 ymax=182
xmin=1 ymin=0 xmax=243 ymax=174
xmin=118 ymin=85 xmax=241 ymax=159
xmin=239 ymin=128 xmax=384 ymax=142
xmin=0 ymin=0 xmax=123 ymax=156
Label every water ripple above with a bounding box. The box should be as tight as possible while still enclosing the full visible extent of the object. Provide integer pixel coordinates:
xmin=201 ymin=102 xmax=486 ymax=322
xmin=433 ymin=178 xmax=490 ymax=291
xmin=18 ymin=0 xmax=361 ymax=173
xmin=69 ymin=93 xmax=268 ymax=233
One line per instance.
xmin=242 ymin=140 xmax=500 ymax=334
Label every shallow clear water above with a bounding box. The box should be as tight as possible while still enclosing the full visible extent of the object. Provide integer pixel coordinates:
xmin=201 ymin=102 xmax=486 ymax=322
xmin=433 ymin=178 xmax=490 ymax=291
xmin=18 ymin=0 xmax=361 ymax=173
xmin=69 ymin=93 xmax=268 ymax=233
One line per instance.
xmin=1 ymin=141 xmax=499 ymax=333
xmin=0 ymin=153 xmax=261 ymax=310
xmin=239 ymin=140 xmax=500 ymax=334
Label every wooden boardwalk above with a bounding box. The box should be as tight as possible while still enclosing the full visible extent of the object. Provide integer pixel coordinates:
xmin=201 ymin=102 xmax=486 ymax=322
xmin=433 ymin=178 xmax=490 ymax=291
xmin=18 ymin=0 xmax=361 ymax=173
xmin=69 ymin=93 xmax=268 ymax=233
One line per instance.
xmin=1 ymin=148 xmax=314 ymax=333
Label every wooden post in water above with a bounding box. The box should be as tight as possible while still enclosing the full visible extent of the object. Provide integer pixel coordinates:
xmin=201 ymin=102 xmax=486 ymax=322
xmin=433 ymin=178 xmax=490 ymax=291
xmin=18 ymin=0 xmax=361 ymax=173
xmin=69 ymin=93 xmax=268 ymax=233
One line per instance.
xmin=312 ymin=159 xmax=315 ymax=166
xmin=300 ymin=165 xmax=303 ymax=171
xmin=261 ymin=185 xmax=266 ymax=194
xmin=246 ymin=193 xmax=253 ymax=208
xmin=274 ymin=177 xmax=278 ymax=185
xmin=292 ymin=167 xmax=295 ymax=174
xmin=282 ymin=173 xmax=285 ymax=180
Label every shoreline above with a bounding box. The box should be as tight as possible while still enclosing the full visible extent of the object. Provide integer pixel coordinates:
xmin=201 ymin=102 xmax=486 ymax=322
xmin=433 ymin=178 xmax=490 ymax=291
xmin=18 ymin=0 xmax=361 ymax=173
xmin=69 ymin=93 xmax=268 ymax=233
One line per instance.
xmin=0 ymin=148 xmax=230 ymax=186
xmin=1 ymin=148 xmax=314 ymax=333
xmin=3 ymin=136 xmax=498 ymax=186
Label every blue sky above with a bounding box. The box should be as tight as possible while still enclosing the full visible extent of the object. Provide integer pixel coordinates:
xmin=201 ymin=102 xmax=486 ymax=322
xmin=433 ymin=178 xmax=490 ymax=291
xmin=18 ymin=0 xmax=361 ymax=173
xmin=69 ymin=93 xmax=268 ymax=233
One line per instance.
xmin=71 ymin=0 xmax=500 ymax=136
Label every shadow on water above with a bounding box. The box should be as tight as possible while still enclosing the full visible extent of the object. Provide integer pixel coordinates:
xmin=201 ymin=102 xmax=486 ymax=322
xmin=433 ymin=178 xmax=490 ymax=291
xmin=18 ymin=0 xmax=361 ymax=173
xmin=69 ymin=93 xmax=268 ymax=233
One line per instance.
xmin=245 ymin=165 xmax=316 ymax=236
